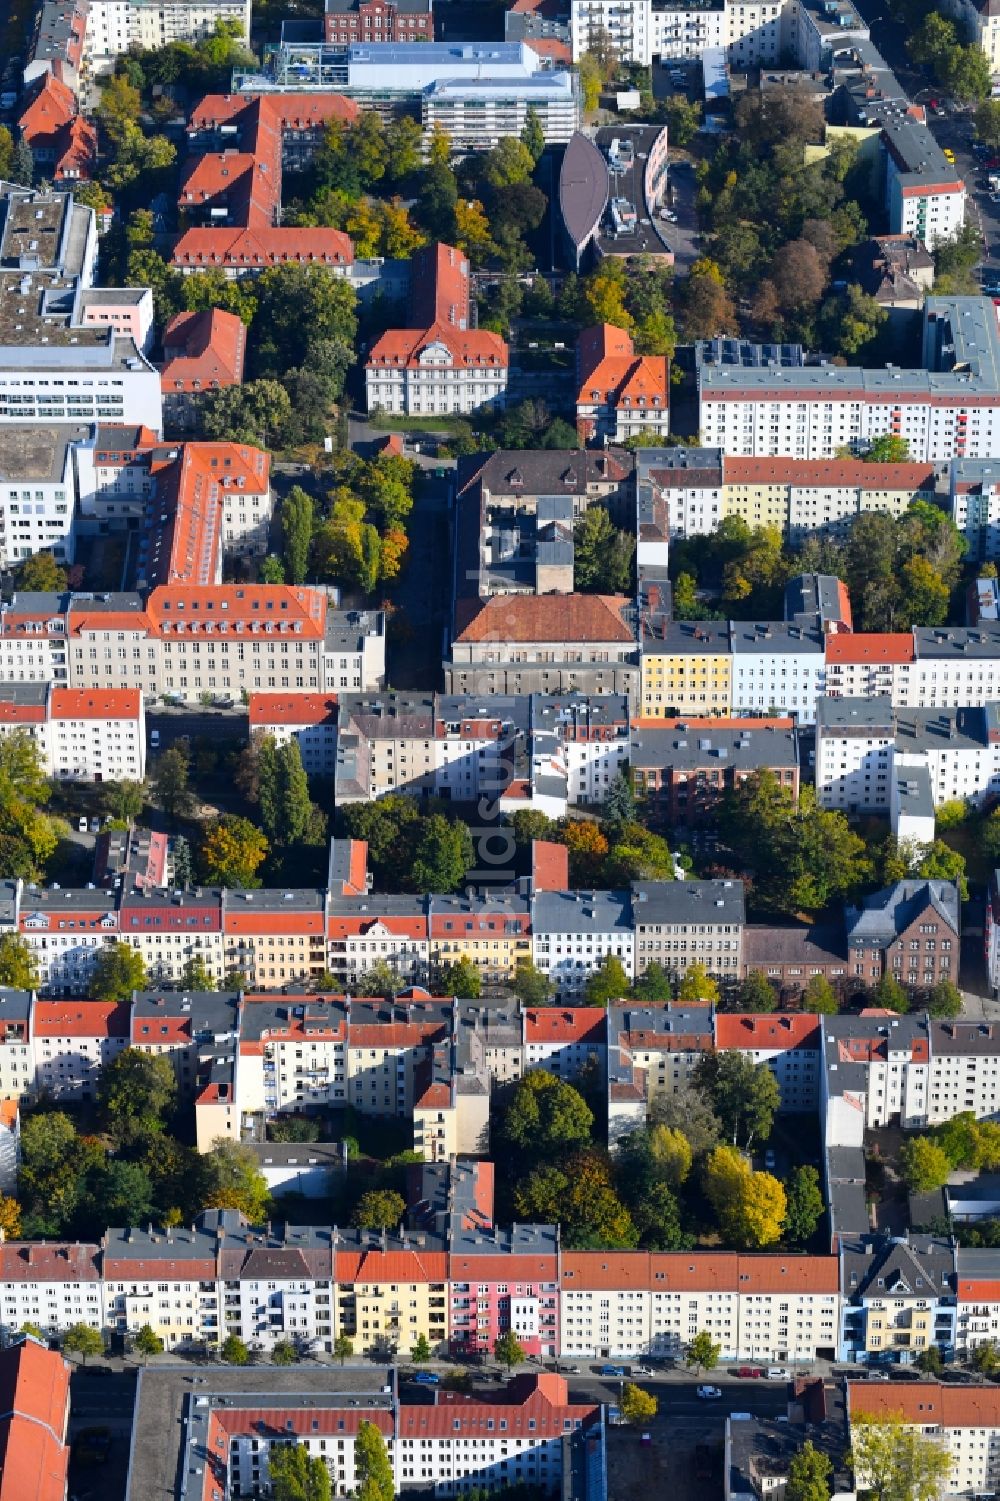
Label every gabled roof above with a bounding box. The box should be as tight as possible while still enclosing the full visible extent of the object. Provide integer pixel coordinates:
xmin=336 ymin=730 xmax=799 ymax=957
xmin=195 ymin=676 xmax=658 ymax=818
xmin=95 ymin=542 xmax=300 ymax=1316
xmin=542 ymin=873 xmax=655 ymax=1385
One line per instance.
xmin=249 ymin=693 xmax=338 ymax=727
xmin=18 ymin=74 xmax=75 ymax=143
xmin=846 ymin=880 xmax=960 ymax=948
xmin=172 ymin=225 xmax=353 ymax=271
xmin=366 ymin=323 xmax=508 ymax=370
xmin=455 ymin=593 xmax=633 ymax=644
xmin=161 ymin=308 xmax=247 ymax=393
xmin=0 ymin=1338 xmax=69 ymax=1501
xmin=715 ymin=1014 xmax=820 ymax=1052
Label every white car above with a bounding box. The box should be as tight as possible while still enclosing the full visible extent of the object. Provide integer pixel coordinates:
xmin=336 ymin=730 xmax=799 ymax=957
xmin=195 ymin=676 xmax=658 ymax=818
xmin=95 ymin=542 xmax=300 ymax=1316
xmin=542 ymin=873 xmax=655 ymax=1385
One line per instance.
xmin=767 ymin=1367 xmax=791 ymax=1381
xmin=697 ymin=1385 xmax=722 ymax=1399
xmin=635 ymin=1365 xmax=655 ymax=1377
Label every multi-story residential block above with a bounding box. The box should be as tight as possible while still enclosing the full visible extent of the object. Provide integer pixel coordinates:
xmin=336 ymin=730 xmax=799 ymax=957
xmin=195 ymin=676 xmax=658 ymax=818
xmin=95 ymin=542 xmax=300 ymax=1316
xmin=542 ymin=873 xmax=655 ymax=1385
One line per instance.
xmin=224 ymin=891 xmax=329 ymax=991
xmin=366 ymin=244 xmax=509 ymax=417
xmin=987 ymin=868 xmax=1000 ymax=997
xmin=730 ymin=621 xmax=826 ymax=722
xmin=815 ymin=695 xmax=897 ymax=813
xmin=575 ymin=325 xmax=670 ymax=445
xmin=630 ymin=717 xmax=799 ymax=825
xmin=714 ymin=1014 xmax=821 ymax=1113
xmin=327 ymin=897 xmax=429 ymax=988
xmin=607 ymin=1003 xmax=715 ymax=1141
xmin=248 ymin=694 xmax=339 ymax=777
xmin=632 ymin=878 xmax=744 ymax=984
xmin=848 ymin=1380 xmax=1000 ymax=1496
xmin=447 ymin=595 xmax=639 ymax=702
xmin=0 ymin=1243 xmax=103 ymax=1344
xmin=0 ymin=987 xmax=35 ymax=1105
xmin=31 ymin=997 xmax=129 ymax=1100
xmin=0 ymin=684 xmax=146 ymax=782
xmin=949 ymin=458 xmax=1000 ymax=562
xmin=131 ymin=988 xmax=239 ymax=1100
xmin=640 ymin=620 xmax=732 ymax=719
xmin=700 ymin=299 xmax=996 ymax=462
xmin=821 ymin=1014 xmax=933 ymax=1145
xmin=839 ymin=1234 xmax=957 ymax=1365
xmin=324 ymin=609 xmax=387 ymax=693
xmin=23 ymin=0 xmax=86 ymax=91
xmin=428 ymin=893 xmax=532 ymax=988
xmin=824 ymin=633 xmax=916 ymax=704
xmin=522 ymin=1005 xmax=606 ymax=1079
xmin=532 ymin=889 xmax=634 ymax=996
xmin=82 ymin=0 xmax=251 ymax=79
xmin=0 ymin=424 xmax=84 ymax=567
xmin=956 ymin=1247 xmax=1000 ymax=1358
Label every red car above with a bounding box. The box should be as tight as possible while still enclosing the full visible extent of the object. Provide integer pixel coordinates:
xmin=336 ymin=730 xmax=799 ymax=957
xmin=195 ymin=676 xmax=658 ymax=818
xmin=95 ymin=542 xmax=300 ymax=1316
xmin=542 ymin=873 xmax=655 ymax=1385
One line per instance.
xmin=737 ymin=1366 xmax=765 ymax=1379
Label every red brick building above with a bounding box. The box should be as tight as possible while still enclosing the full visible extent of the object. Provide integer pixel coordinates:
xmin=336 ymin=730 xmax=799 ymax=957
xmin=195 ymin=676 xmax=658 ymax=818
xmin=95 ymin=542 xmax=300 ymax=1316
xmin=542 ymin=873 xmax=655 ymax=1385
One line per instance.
xmin=323 ymin=0 xmax=434 ymax=44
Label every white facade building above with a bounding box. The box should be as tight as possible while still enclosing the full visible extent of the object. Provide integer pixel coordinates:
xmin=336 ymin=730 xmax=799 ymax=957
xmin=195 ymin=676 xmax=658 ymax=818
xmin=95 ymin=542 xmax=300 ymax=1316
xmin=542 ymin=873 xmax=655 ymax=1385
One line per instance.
xmin=0 ymin=683 xmax=146 ymax=783
xmin=421 ymin=73 xmax=579 ymax=148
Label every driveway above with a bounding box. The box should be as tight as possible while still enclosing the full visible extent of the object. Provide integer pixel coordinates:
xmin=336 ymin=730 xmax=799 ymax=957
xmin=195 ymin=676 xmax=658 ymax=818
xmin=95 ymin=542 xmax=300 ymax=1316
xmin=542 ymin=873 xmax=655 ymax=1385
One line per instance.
xmin=664 ymin=159 xmax=702 ymax=274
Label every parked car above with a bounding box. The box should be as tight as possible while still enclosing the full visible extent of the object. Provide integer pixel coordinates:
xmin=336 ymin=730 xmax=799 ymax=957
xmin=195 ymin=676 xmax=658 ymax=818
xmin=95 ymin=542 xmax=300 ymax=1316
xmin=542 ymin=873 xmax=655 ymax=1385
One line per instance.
xmin=599 ymin=1365 xmax=626 ymax=1378
xmin=697 ymin=1385 xmax=722 ymax=1399
xmin=411 ymin=1371 xmax=440 ymax=1385
xmin=737 ymin=1366 xmax=764 ymax=1379
xmin=77 ymin=816 xmax=88 ymax=833
xmin=763 ymin=1149 xmax=776 ymax=1170
xmin=767 ymin=1367 xmax=792 ymax=1381
xmin=90 ymin=817 xmax=101 ymax=833
xmin=867 ymin=1370 xmax=890 ymax=1381
xmin=634 ymin=1365 xmax=655 ymax=1377
xmin=150 ymin=729 xmax=160 ymax=748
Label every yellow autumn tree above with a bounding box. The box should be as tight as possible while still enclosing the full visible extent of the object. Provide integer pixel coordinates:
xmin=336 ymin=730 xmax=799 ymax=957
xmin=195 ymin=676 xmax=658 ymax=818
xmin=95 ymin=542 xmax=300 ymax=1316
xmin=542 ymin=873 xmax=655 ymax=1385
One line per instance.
xmin=199 ymin=816 xmax=268 ymax=889
xmin=379 ymin=198 xmax=427 ymax=258
xmin=428 ymin=125 xmax=451 ymax=164
xmin=583 ymin=264 xmax=634 ymax=332
xmin=454 ymin=198 xmax=494 ymax=264
xmin=345 ymin=199 xmax=382 ymax=259
xmin=703 ymin=1145 xmax=786 ymax=1249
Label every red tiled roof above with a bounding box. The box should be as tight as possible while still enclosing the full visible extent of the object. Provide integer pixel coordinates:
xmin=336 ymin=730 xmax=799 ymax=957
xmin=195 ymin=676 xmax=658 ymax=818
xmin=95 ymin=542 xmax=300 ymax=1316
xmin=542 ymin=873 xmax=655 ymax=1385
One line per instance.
xmin=736 ymin=1255 xmax=839 ymax=1292
xmin=335 ymin=1248 xmax=449 ymax=1282
xmin=0 ymin=1245 xmax=100 ymax=1282
xmin=715 ymin=1014 xmax=821 ymax=1051
xmin=18 ymin=74 xmax=75 ymax=144
xmin=248 ymin=693 xmax=338 ymax=727
xmin=524 ymin=37 xmax=571 ymax=61
xmin=0 ymin=698 xmax=46 ymax=724
xmin=561 ymin=1252 xmax=652 ymax=1290
xmin=826 ymin=632 xmax=915 ymax=664
xmin=188 ymin=92 xmax=358 ymax=133
xmin=367 ymin=323 xmax=508 ymax=371
xmin=0 ymin=1339 xmax=70 ymax=1501
xmin=455 ymin=594 xmax=633 ymax=644
xmin=145 ymin=584 xmax=327 ymax=637
xmin=524 ymin=1008 xmax=606 ymax=1044
xmin=32 ymin=1000 xmax=130 ymax=1038
xmin=172 ymin=226 xmax=353 ymax=271
xmin=531 ymin=839 xmax=569 ymax=894
xmin=410 ymin=242 xmax=470 ymax=329
xmin=161 ymin=308 xmax=247 ymax=393
xmin=725 ymin=457 xmax=938 ymax=489
xmin=849 ymin=1381 xmax=1000 ymax=1426
xmin=54 ymin=115 xmax=96 ymax=180
xmin=49 ymin=688 xmax=142 ymax=720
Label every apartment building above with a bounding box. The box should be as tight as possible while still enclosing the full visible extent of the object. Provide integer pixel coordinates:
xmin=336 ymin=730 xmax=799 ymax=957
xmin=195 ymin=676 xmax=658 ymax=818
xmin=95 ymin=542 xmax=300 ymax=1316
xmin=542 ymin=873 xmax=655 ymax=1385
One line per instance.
xmin=0 ymin=988 xmax=33 ymax=1105
xmin=31 ymin=997 xmax=129 ymax=1100
xmin=447 ymin=595 xmax=639 ymax=702
xmin=849 ymin=1381 xmax=1000 ymax=1497
xmin=640 ymin=621 xmax=732 ymax=719
xmin=532 ymin=889 xmax=634 ymax=996
xmin=224 ymin=890 xmax=330 ymax=991
xmin=575 ymin=325 xmax=670 ymax=445
xmin=0 ymin=1243 xmax=103 ymax=1345
xmin=0 ymin=684 xmax=145 ymax=782
xmin=956 ymin=1247 xmax=1000 ymax=1359
xmin=366 ymin=244 xmax=509 ymax=417
xmin=0 ymin=424 xmax=83 ymax=568
xmin=607 ymin=1002 xmax=715 ymax=1141
xmin=846 ymin=879 xmax=960 ymax=992
xmin=730 ymin=620 xmax=826 ymax=722
xmin=82 ymin=0 xmax=251 ymax=79
xmin=569 ymin=0 xmax=796 ymax=66
xmin=630 ymin=717 xmax=799 ymax=826
xmin=714 ymin=1014 xmax=821 ymax=1113
xmin=423 ymin=73 xmax=580 ymax=151
xmin=428 ymin=893 xmax=532 ymax=988
xmin=632 ymin=878 xmax=744 ymax=984
xmin=159 ymin=308 xmax=246 ymax=434
xmin=523 ymin=1006 xmax=607 ymax=1079
xmin=700 ymin=299 xmax=999 ymax=462
xmin=248 ymin=695 xmax=339 ymax=777
xmin=559 ymin=1251 xmax=840 ymax=1362
xmin=839 ymin=1234 xmax=957 ymax=1365
xmin=323 ymin=0 xmax=433 ymax=43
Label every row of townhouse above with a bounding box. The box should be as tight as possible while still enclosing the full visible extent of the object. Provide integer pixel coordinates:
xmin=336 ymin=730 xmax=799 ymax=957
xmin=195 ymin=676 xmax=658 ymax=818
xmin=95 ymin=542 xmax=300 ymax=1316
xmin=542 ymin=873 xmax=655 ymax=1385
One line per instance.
xmin=0 ymin=584 xmax=385 ymax=704
xmin=0 ymin=683 xmax=145 ymax=782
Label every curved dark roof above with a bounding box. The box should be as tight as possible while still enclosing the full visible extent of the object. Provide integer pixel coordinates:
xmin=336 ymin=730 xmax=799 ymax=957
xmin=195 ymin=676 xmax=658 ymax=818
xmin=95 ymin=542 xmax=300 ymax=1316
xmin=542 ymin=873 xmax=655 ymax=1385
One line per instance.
xmin=558 ymin=130 xmax=608 ymax=249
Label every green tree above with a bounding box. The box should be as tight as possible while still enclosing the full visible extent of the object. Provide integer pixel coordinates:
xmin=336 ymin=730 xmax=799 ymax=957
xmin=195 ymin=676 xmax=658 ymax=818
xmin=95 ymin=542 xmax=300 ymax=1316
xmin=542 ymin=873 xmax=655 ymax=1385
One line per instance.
xmin=578 ymin=52 xmax=604 ymax=112
xmin=92 ymin=942 xmax=146 ymax=1001
xmin=437 ymin=957 xmax=482 ymax=999
xmin=0 ymin=126 xmax=13 ymax=181
xmin=696 ymin=1053 xmax=780 ymax=1149
xmin=649 ymin=1087 xmax=722 ymax=1160
xmin=510 ymin=960 xmax=552 ymax=1005
xmin=494 ymin=1330 xmax=525 ymax=1371
xmin=915 ymin=1344 xmax=944 ymax=1376
xmin=270 ymin=1442 xmax=332 ymax=1501
xmin=410 ymin=816 xmax=474 ymax=893
xmin=180 ymin=954 xmax=217 ymax=991
xmin=872 ymin=973 xmax=909 ymax=1014
xmin=677 ymin=962 xmax=721 ymax=1005
xmin=221 ymin=1333 xmax=250 ymax=1365
xmin=334 ymin=1333 xmax=354 ymax=1365
xmin=352 ymin=1189 xmax=406 ymax=1229
xmin=973 ymin=1340 xmax=1000 ymax=1375
xmin=620 ymin=1381 xmax=658 ymax=1424
xmin=785 ymin=1440 xmax=832 ymax=1501
xmin=17 ymin=550 xmax=68 ymax=592
xmin=944 ymin=44 xmax=992 ymax=104
xmin=133 ymin=1324 xmax=164 ymax=1364
xmin=104 ymin=779 xmax=145 ymax=824
xmin=410 ymin=1333 xmax=433 ymax=1363
xmin=355 ymin=1419 xmax=395 ymax=1501
xmin=603 ymin=769 xmax=637 ymax=831
xmin=926 ymin=979 xmax=962 ymax=1018
xmin=849 ymin=1411 xmax=952 ymax=1501
xmin=632 ymin=962 xmax=674 ymax=1001
xmin=18 ymin=1323 xmax=44 ymax=1341
xmin=686 ymin=1330 xmax=721 ymax=1373
xmin=504 ymin=1071 xmax=593 ymax=1157
xmin=63 ymin=1324 xmax=105 ymax=1364
xmin=0 ymin=933 xmax=38 ymax=990
xmin=152 ymin=743 xmax=193 ymax=821
xmin=977 ymin=98 xmax=1000 ymax=150
xmin=521 ymin=105 xmax=545 ymax=162
xmin=11 ymin=138 xmax=33 ymax=187
xmin=200 ymin=815 xmax=269 ymax=888
xmin=354 ymin=960 xmax=402 ymax=998
xmin=584 ymin=955 xmax=632 ymax=1006
xmin=272 ymin=1339 xmax=298 ymax=1366
xmin=85 ymin=1159 xmax=154 ymax=1225
xmin=98 ymin=1047 xmax=176 ymax=1146
xmin=259 ymin=555 xmax=285 ymax=583
xmin=899 ymin=1135 xmax=952 ymax=1192
xmin=18 ymin=1112 xmax=101 ymax=1234
xmin=280 ymin=486 xmax=315 ymax=585
xmin=574 ymin=506 xmax=634 ymax=593
xmin=734 ymin=971 xmax=777 ymax=1013
xmin=203 ymin=380 xmax=293 ymax=448
xmin=201 ymin=1139 xmax=270 ymax=1221
xmin=783 ymin=1165 xmax=824 ymax=1246
xmin=803 ymin=974 xmax=839 ymax=1015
